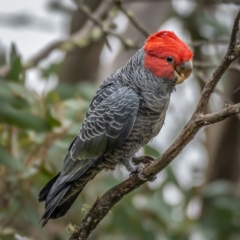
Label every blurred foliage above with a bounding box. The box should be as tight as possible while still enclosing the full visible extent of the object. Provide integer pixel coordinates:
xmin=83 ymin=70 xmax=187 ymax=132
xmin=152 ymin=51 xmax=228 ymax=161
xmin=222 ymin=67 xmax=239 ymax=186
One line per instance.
xmin=0 ymin=1 xmax=240 ymax=240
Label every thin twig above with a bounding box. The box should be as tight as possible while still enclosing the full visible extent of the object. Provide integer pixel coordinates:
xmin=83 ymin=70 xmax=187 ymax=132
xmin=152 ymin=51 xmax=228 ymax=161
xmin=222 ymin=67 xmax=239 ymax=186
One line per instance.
xmin=0 ymin=1 xmax=140 ymax=78
xmin=194 ymin=60 xmax=240 ymax=72
xmin=0 ymin=0 xmax=235 ymax=78
xmin=194 ymin=9 xmax=240 ymax=114
xmin=76 ymin=0 xmax=140 ymax=49
xmin=193 ymin=70 xmax=234 ymax=104
xmin=189 ymin=39 xmax=230 ymax=47
xmin=121 ymin=0 xmax=240 ymax=3
xmin=113 ymin=0 xmax=149 ymax=37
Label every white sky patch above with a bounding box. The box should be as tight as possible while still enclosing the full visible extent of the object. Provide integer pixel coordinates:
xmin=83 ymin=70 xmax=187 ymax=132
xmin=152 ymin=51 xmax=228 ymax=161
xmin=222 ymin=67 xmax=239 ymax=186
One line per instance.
xmin=201 ymin=44 xmax=218 ymax=57
xmin=171 ymin=206 xmax=184 ymax=222
xmin=38 ymin=50 xmax=65 ymax=68
xmin=154 ymin=74 xmax=200 ymax=152
xmin=26 ymin=69 xmax=58 ymax=94
xmin=0 ymin=0 xmax=69 ymax=93
xmin=113 ymin=11 xmax=129 ymax=34
xmin=159 ymin=17 xmax=191 ymax=43
xmin=60 ymin=0 xmax=77 ymax=12
xmin=187 ymin=197 xmax=202 ymax=220
xmin=171 ymin=0 xmax=196 ymax=17
xmin=100 ymin=36 xmax=121 ymax=69
xmin=0 ymin=0 xmax=68 ymax=61
xmin=99 ymin=12 xmax=129 ymax=81
xmin=190 ymin=232 xmax=206 ymax=240
xmin=0 ymin=0 xmax=44 ymax=14
xmin=162 ymin=183 xmax=184 ymax=206
xmin=132 ymin=194 xmax=148 ymax=209
xmin=200 ymin=24 xmax=216 ymax=39
xmin=215 ymin=5 xmax=239 ymax=29
xmin=171 ymin=138 xmax=208 ymax=189
xmin=148 ymin=171 xmax=167 ymax=190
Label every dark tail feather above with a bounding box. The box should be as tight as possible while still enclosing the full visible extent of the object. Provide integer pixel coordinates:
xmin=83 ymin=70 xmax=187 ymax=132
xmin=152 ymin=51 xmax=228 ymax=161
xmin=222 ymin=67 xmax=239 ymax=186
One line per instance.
xmin=38 ymin=172 xmax=60 ymax=202
xmin=41 ymin=185 xmax=71 ymax=227
xmin=38 ymin=157 xmax=104 ymax=226
xmin=39 ymin=174 xmax=90 ymax=227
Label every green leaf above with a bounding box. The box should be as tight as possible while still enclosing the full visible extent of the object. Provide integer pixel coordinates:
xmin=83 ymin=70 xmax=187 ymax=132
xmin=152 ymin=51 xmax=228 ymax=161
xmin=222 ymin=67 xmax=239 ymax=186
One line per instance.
xmin=212 ymin=196 xmax=240 ymax=213
xmin=6 ymin=43 xmax=22 ymax=82
xmin=0 ymin=80 xmax=29 ymax=109
xmin=46 ymin=108 xmax=61 ymax=127
xmin=165 ymin=166 xmax=181 ymax=189
xmin=203 ymin=181 xmax=234 ymax=198
xmin=77 ymin=83 xmax=96 ymax=101
xmin=144 ymin=144 xmax=161 ymax=158
xmin=40 ymin=62 xmax=61 ymax=79
xmin=46 ymin=84 xmax=77 ymax=102
xmin=0 ymin=103 xmax=51 ymax=131
xmin=0 ymin=146 xmax=24 ymax=171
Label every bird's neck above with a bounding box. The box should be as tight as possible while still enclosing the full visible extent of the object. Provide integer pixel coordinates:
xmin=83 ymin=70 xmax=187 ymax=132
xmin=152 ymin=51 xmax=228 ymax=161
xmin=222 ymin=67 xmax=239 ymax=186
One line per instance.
xmin=116 ymin=48 xmax=176 ymax=99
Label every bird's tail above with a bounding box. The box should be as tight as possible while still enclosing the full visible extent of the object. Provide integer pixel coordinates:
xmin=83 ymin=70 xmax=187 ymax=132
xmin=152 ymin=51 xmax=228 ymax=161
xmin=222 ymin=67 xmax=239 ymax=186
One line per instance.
xmin=38 ymin=164 xmax=100 ymax=227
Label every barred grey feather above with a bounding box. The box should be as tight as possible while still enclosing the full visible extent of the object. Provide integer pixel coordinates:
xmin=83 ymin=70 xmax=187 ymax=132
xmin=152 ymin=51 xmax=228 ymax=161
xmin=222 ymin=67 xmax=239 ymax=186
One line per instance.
xmin=39 ymin=48 xmax=176 ymax=226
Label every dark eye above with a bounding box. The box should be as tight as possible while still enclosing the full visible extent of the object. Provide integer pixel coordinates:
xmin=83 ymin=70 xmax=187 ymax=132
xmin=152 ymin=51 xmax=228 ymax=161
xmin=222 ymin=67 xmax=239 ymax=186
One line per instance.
xmin=166 ymin=56 xmax=173 ymax=63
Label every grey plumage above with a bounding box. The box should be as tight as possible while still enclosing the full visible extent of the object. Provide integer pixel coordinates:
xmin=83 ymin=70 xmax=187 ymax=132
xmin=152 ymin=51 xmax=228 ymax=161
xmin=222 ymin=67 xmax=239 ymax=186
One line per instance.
xmin=38 ymin=48 xmax=176 ymax=226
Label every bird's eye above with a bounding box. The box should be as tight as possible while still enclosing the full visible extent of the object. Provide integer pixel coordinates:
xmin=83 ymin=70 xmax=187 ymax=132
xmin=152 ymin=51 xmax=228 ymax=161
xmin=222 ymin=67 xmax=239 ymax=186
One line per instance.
xmin=166 ymin=56 xmax=173 ymax=63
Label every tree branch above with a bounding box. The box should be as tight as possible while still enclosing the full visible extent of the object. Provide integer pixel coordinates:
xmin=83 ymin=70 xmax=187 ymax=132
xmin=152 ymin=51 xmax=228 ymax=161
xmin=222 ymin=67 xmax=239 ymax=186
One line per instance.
xmin=189 ymin=39 xmax=230 ymax=47
xmin=193 ymin=60 xmax=240 ymax=72
xmin=0 ymin=0 xmax=235 ymax=78
xmin=113 ymin=0 xmax=149 ymax=37
xmin=193 ymin=70 xmax=235 ymax=105
xmin=75 ymin=0 xmax=141 ymax=50
xmin=69 ymin=9 xmax=240 ymax=240
xmin=25 ymin=1 xmax=114 ymax=68
xmin=194 ymin=9 xmax=240 ymax=114
xmin=0 ymin=1 xmax=140 ymax=78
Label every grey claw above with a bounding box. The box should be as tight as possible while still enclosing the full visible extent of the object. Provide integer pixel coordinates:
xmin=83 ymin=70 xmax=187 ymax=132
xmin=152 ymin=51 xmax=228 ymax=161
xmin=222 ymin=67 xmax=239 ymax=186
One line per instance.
xmin=132 ymin=162 xmax=157 ymax=182
xmin=127 ymin=157 xmax=157 ymax=181
xmin=136 ymin=163 xmax=148 ymax=181
xmin=129 ymin=172 xmax=135 ymax=178
xmin=137 ymin=172 xmax=148 ymax=181
xmin=149 ymin=175 xmax=157 ymax=182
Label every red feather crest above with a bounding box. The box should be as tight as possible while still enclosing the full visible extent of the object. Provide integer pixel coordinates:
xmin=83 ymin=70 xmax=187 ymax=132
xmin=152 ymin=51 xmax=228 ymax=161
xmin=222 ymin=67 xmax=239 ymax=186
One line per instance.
xmin=144 ymin=31 xmax=193 ymax=79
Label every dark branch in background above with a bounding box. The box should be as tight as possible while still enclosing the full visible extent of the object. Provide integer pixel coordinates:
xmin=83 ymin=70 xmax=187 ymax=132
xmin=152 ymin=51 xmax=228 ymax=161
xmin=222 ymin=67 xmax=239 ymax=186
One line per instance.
xmin=75 ymin=0 xmax=141 ymax=50
xmin=122 ymin=0 xmax=240 ymax=3
xmin=193 ymin=70 xmax=234 ymax=105
xmin=0 ymin=1 xmax=110 ymax=77
xmin=194 ymin=10 xmax=240 ymax=114
xmin=193 ymin=60 xmax=240 ymax=71
xmin=0 ymin=0 xmax=235 ymax=78
xmin=189 ymin=39 xmax=230 ymax=47
xmin=27 ymin=1 xmax=115 ymax=66
xmin=113 ymin=0 xmax=149 ymax=37
xmin=0 ymin=1 xmax=140 ymax=78
xmin=0 ymin=12 xmax=55 ymax=31
xmin=69 ymin=9 xmax=240 ymax=240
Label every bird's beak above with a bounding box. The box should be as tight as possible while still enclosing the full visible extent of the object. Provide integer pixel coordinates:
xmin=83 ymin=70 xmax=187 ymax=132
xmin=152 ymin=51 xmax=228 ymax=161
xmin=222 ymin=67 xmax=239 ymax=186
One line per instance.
xmin=174 ymin=60 xmax=193 ymax=84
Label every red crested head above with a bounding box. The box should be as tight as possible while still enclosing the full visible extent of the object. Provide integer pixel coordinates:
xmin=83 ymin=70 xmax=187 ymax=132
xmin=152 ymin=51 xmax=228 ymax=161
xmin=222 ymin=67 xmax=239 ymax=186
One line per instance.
xmin=144 ymin=31 xmax=193 ymax=84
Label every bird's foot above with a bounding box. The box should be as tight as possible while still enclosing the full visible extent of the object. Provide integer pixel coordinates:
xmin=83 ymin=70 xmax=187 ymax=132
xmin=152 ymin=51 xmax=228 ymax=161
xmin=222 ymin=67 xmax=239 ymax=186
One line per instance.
xmin=132 ymin=156 xmax=155 ymax=165
xmin=129 ymin=156 xmax=157 ymax=182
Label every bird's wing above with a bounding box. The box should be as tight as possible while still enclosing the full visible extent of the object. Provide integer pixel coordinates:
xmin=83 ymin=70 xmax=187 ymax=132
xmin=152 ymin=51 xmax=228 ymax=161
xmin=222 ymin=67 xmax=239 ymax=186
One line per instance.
xmin=60 ymin=85 xmax=140 ymax=178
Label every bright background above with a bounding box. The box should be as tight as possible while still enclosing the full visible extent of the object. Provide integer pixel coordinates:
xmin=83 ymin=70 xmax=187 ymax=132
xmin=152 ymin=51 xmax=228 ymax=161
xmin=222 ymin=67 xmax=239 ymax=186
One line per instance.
xmin=0 ymin=1 xmax=240 ymax=240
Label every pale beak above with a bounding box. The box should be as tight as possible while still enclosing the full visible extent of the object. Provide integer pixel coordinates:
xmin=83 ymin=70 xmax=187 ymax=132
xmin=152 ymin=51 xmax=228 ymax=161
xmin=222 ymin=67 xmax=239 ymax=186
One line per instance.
xmin=174 ymin=60 xmax=193 ymax=84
